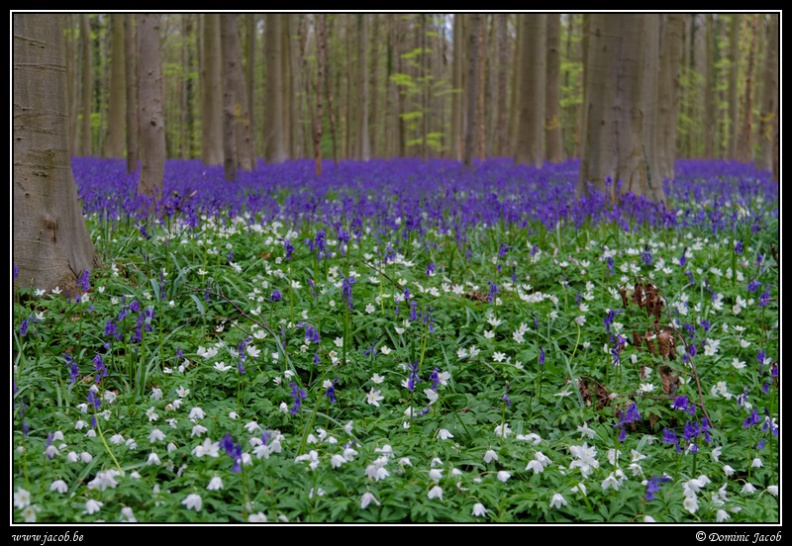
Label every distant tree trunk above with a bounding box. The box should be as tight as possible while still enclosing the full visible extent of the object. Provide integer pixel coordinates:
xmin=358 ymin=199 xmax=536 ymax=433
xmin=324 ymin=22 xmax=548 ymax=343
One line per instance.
xmin=280 ymin=15 xmax=292 ymax=160
xmin=14 ymin=13 xmax=100 ymax=293
xmin=395 ymin=17 xmax=407 ymax=158
xmin=421 ymin=14 xmax=428 ymax=162
xmin=124 ymin=15 xmax=138 ymax=173
xmin=451 ymin=13 xmax=465 ymax=161
xmin=370 ymin=14 xmax=380 ymax=158
xmin=105 ymin=14 xmax=126 ymax=158
xmin=359 ymin=14 xmax=371 ymax=161
xmin=476 ymin=18 xmax=486 ymax=160
xmin=246 ymin=14 xmax=257 ymax=159
xmin=321 ymin=16 xmax=339 ymax=166
xmin=221 ymin=15 xmax=239 ymax=181
xmin=545 ymin=13 xmax=563 ymax=163
xmin=737 ymin=14 xmax=758 ymax=164
xmin=515 ymin=14 xmax=545 ymax=167
xmin=727 ymin=15 xmax=739 ymax=159
xmin=657 ymin=14 xmax=684 ymax=182
xmin=66 ymin=16 xmax=79 ymax=157
xmin=137 ymin=13 xmax=165 ymax=202
xmin=264 ymin=13 xmax=287 ymax=163
xmin=385 ymin=15 xmax=395 ymax=158
xmin=463 ymin=14 xmax=481 ymax=168
xmin=222 ymin=14 xmax=255 ymax=173
xmin=758 ymin=14 xmax=778 ymax=172
xmin=201 ymin=14 xmax=223 ymax=165
xmin=703 ymin=14 xmax=715 ymax=158
xmin=313 ymin=14 xmax=326 ymax=176
xmin=579 ymin=14 xmax=665 ymax=203
xmin=495 ymin=15 xmax=508 ymax=157
xmin=508 ymin=15 xmax=520 ymax=156
xmin=79 ymin=14 xmax=92 ymax=156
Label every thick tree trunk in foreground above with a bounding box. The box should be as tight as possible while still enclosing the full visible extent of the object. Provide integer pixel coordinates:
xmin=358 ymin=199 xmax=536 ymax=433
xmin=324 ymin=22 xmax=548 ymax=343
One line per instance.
xmin=578 ymin=14 xmax=665 ymax=204
xmin=14 ymin=13 xmax=99 ymax=293
xmin=137 ymin=13 xmax=165 ymax=202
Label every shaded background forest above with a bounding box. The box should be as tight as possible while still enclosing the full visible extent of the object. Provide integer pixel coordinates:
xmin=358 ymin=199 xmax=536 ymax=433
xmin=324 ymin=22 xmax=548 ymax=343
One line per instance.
xmin=64 ymin=13 xmax=778 ymax=174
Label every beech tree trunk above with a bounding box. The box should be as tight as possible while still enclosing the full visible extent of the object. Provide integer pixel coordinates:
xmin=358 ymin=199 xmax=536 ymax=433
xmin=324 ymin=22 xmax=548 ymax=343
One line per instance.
xmin=578 ymin=14 xmax=665 ymax=204
xmin=124 ymin=15 xmax=139 ymax=173
xmin=105 ymin=14 xmax=126 ymax=158
xmin=79 ymin=14 xmax=92 ymax=156
xmin=14 ymin=13 xmax=99 ymax=293
xmin=545 ymin=13 xmax=563 ymax=163
xmin=137 ymin=13 xmax=165 ymax=202
xmin=727 ymin=15 xmax=739 ymax=159
xmin=314 ymin=14 xmax=326 ymax=176
xmin=758 ymin=14 xmax=778 ymax=172
xmin=264 ymin=13 xmax=287 ymax=163
xmin=201 ymin=14 xmax=223 ymax=165
xmin=514 ymin=14 xmax=545 ymax=167
xmin=657 ymin=14 xmax=684 ymax=182
xmin=463 ymin=14 xmax=481 ymax=168
xmin=359 ymin=14 xmax=371 ymax=161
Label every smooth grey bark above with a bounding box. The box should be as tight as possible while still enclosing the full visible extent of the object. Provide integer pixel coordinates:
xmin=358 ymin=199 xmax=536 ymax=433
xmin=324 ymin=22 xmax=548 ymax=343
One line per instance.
xmin=136 ymin=13 xmax=165 ymax=202
xmin=514 ymin=14 xmax=545 ymax=167
xmin=264 ymin=13 xmax=287 ymax=163
xmin=14 ymin=13 xmax=99 ymax=293
xmin=201 ymin=14 xmax=223 ymax=165
xmin=463 ymin=14 xmax=481 ymax=168
xmin=105 ymin=14 xmax=126 ymax=158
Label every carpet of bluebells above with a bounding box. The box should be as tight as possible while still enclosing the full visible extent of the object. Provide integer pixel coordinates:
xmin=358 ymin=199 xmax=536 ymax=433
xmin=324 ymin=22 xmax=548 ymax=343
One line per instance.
xmin=12 ymin=158 xmax=779 ymax=523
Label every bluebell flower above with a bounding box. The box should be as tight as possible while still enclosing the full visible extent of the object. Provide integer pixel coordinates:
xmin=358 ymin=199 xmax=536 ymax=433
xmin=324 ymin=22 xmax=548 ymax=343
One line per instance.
xmin=270 ymin=289 xmax=282 ymax=302
xmin=734 ymin=240 xmax=743 ymax=255
xmin=758 ymin=291 xmax=770 ymax=307
xmin=20 ymin=317 xmax=29 ymax=338
xmin=407 ymin=361 xmax=420 ymax=392
xmin=487 ymin=281 xmax=499 ymax=303
xmin=289 ymin=382 xmax=307 ymax=415
xmin=342 ymin=274 xmax=356 ymax=310
xmin=80 ymin=270 xmax=91 ymax=292
xmin=645 ymin=475 xmax=670 ymax=501
xmin=425 ymin=263 xmax=435 ymax=276
xmin=747 ymin=280 xmax=762 ymax=292
xmin=93 ymin=354 xmax=107 ymax=383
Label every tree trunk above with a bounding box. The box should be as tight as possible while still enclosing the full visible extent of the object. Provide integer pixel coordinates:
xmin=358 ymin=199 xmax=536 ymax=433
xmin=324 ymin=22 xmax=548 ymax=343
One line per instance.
xmin=545 ymin=13 xmax=563 ymax=163
xmin=137 ymin=13 xmax=165 ymax=202
xmin=579 ymin=14 xmax=665 ymax=203
xmin=359 ymin=14 xmax=371 ymax=161
xmin=737 ymin=14 xmax=757 ymax=163
xmin=221 ymin=15 xmax=239 ymax=181
xmin=370 ymin=14 xmax=380 ymax=158
xmin=496 ymin=15 xmax=508 ymax=157
xmin=421 ymin=14 xmax=428 ymax=162
xmin=124 ymin=15 xmax=139 ymax=173
xmin=201 ymin=14 xmax=223 ymax=165
xmin=245 ymin=14 xmax=257 ymax=160
xmin=14 ymin=13 xmax=99 ymax=293
xmin=515 ymin=14 xmax=546 ymax=167
xmin=657 ymin=14 xmax=684 ymax=181
xmin=322 ymin=16 xmax=339 ymax=165
xmin=105 ymin=14 xmax=126 ymax=158
xmin=451 ymin=14 xmax=465 ymax=161
xmin=222 ymin=14 xmax=255 ymax=173
xmin=264 ymin=13 xmax=287 ymax=163
xmin=79 ymin=14 xmax=92 ymax=156
xmin=758 ymin=14 xmax=778 ymax=172
xmin=703 ymin=14 xmax=715 ymax=158
xmin=727 ymin=15 xmax=739 ymax=159
xmin=463 ymin=14 xmax=481 ymax=168
xmin=314 ymin=14 xmax=326 ymax=176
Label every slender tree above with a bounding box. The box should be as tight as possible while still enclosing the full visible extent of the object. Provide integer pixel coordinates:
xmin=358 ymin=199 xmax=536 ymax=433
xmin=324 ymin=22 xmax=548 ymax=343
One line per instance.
xmin=758 ymin=14 xmax=778 ymax=172
xmin=657 ymin=14 xmax=684 ymax=181
xmin=105 ymin=14 xmax=126 ymax=158
xmin=451 ymin=14 xmax=465 ymax=160
xmin=544 ymin=13 xmax=563 ymax=163
xmin=124 ymin=14 xmax=139 ymax=173
xmin=727 ymin=15 xmax=739 ymax=159
xmin=314 ymin=14 xmax=326 ymax=175
xmin=264 ymin=13 xmax=288 ymax=163
xmin=201 ymin=14 xmax=223 ymax=165
xmin=359 ymin=14 xmax=371 ymax=161
xmin=463 ymin=14 xmax=481 ymax=168
xmin=79 ymin=14 xmax=92 ymax=156
xmin=495 ymin=15 xmax=508 ymax=157
xmin=14 ymin=13 xmax=99 ymax=293
xmin=137 ymin=13 xmax=165 ymax=202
